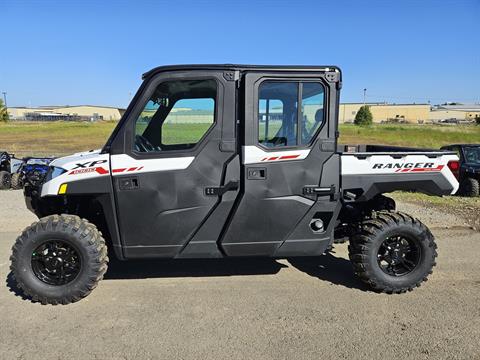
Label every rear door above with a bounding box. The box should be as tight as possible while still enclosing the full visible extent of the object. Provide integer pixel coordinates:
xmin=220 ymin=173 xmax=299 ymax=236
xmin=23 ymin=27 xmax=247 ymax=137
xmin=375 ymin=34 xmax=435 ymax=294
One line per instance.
xmin=111 ymin=70 xmax=239 ymax=258
xmin=220 ymin=70 xmax=341 ymax=256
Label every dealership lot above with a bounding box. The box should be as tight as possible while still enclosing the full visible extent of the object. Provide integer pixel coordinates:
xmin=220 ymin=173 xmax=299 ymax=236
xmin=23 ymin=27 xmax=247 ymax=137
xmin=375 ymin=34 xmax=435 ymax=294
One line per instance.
xmin=0 ymin=190 xmax=479 ymax=360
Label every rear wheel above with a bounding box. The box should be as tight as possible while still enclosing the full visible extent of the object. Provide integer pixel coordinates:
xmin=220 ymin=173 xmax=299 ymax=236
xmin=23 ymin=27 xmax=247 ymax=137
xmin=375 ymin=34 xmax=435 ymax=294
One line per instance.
xmin=10 ymin=215 xmax=108 ymax=304
xmin=10 ymin=173 xmax=23 ymax=190
xmin=459 ymin=178 xmax=479 ymax=197
xmin=0 ymin=171 xmax=11 ymax=190
xmin=348 ymin=211 xmax=437 ymax=293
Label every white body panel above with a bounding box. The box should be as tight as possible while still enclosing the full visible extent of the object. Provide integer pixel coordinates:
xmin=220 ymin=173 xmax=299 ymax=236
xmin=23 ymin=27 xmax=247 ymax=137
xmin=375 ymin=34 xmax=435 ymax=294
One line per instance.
xmin=42 ymin=150 xmax=110 ymax=196
xmin=41 ymin=150 xmax=195 ymax=196
xmin=341 ymin=153 xmax=459 ymax=194
xmin=243 ymin=145 xmax=310 ymax=164
xmin=109 ymin=154 xmax=194 ymax=176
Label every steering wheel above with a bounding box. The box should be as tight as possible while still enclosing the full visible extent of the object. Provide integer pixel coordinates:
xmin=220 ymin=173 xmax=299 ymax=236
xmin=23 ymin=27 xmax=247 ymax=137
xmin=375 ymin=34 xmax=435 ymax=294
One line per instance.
xmin=135 ymin=135 xmax=161 ymax=152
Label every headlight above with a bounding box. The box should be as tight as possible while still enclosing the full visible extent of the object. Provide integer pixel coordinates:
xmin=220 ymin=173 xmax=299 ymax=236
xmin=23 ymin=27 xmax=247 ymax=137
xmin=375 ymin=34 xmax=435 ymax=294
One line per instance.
xmin=46 ymin=166 xmax=67 ymax=182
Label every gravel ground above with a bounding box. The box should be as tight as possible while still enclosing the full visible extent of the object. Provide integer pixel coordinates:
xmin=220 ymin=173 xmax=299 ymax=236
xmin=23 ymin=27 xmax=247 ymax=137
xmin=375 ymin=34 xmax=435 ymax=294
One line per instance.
xmin=0 ymin=190 xmax=479 ymax=360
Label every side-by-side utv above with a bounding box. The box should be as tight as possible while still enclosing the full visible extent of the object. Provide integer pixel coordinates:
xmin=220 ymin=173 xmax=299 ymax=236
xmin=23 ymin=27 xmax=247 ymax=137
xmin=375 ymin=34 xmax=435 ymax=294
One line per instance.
xmin=10 ymin=65 xmax=459 ymax=304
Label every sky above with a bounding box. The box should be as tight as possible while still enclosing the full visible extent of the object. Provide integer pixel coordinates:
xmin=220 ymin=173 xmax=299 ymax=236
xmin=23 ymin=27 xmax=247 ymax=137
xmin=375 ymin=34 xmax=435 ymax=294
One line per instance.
xmin=1 ymin=0 xmax=479 ymax=108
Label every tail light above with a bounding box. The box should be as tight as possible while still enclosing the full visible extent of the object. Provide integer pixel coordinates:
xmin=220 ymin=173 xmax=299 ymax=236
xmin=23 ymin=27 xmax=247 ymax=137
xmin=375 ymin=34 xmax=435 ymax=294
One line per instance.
xmin=447 ymin=160 xmax=460 ymax=180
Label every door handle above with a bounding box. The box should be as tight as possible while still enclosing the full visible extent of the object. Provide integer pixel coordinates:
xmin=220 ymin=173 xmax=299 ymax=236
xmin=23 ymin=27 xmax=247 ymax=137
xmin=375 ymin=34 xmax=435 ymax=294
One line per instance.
xmin=205 ymin=180 xmax=239 ymax=196
xmin=118 ymin=177 xmax=139 ymax=191
xmin=247 ymin=167 xmax=266 ymax=180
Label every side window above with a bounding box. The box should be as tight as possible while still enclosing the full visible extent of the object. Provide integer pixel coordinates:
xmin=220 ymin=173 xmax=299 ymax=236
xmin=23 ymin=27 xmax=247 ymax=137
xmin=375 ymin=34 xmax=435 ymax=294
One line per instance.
xmin=301 ymin=83 xmax=325 ymax=144
xmin=258 ymin=82 xmax=298 ymax=147
xmin=258 ymin=81 xmax=325 ymax=148
xmin=134 ymin=79 xmax=216 ymax=152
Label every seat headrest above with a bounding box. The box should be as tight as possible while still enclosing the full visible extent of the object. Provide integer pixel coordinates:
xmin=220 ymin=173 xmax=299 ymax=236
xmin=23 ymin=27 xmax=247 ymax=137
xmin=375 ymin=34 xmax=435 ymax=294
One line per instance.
xmin=315 ymin=109 xmax=324 ymax=123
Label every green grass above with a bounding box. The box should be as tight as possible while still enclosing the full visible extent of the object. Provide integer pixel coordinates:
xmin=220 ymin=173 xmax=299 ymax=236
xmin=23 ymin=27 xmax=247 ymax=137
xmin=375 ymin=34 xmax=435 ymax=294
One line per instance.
xmin=1 ymin=121 xmax=479 ymax=157
xmin=391 ymin=191 xmax=480 ymax=229
xmin=339 ymin=124 xmax=480 ymax=148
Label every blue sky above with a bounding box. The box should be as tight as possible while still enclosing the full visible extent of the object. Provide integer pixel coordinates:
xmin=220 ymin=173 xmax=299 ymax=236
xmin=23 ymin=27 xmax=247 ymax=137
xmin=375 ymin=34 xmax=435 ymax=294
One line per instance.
xmin=1 ymin=0 xmax=479 ymax=108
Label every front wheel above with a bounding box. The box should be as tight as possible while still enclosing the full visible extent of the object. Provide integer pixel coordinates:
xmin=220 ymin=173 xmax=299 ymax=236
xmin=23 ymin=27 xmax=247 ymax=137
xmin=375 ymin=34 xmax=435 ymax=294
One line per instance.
xmin=348 ymin=211 xmax=437 ymax=293
xmin=10 ymin=215 xmax=108 ymax=304
xmin=0 ymin=171 xmax=11 ymax=190
xmin=10 ymin=173 xmax=23 ymax=190
xmin=458 ymin=178 xmax=479 ymax=197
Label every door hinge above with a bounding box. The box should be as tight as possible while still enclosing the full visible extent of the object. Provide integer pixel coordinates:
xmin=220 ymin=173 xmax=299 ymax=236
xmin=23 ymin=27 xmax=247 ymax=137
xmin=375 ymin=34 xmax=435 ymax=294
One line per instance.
xmin=205 ymin=180 xmax=239 ymax=196
xmin=223 ymin=70 xmax=240 ymax=82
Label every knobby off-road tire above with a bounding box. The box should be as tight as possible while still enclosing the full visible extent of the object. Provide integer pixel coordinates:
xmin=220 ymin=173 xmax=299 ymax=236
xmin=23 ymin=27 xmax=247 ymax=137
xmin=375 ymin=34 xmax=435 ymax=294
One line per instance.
xmin=10 ymin=173 xmax=23 ymax=190
xmin=459 ymin=178 xmax=479 ymax=197
xmin=348 ymin=211 xmax=437 ymax=293
xmin=10 ymin=215 xmax=108 ymax=304
xmin=0 ymin=171 xmax=11 ymax=190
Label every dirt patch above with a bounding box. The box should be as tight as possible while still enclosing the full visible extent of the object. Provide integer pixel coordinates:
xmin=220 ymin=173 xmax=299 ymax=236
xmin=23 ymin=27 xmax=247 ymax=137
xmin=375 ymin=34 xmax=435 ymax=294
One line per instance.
xmin=390 ymin=192 xmax=480 ymax=231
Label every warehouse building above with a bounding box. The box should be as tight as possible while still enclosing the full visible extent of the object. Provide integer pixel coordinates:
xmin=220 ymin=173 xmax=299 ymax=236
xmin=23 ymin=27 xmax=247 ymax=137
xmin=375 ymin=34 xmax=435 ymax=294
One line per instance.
xmin=7 ymin=105 xmax=126 ymax=121
xmin=339 ymin=103 xmax=430 ymax=123
xmin=429 ymin=104 xmax=480 ymax=122
xmin=7 ymin=103 xmax=479 ymax=124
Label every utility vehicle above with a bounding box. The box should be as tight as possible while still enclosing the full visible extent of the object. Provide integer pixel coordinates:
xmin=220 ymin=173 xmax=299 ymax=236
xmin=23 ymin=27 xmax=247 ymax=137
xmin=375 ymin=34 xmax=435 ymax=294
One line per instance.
xmin=440 ymin=144 xmax=480 ymax=197
xmin=11 ymin=157 xmax=55 ymax=190
xmin=0 ymin=151 xmax=24 ymax=190
xmin=10 ymin=65 xmax=460 ymax=304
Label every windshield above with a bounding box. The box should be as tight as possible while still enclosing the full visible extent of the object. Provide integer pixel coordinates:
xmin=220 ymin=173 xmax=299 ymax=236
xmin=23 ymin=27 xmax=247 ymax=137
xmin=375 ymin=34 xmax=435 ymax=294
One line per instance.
xmin=463 ymin=146 xmax=480 ymax=165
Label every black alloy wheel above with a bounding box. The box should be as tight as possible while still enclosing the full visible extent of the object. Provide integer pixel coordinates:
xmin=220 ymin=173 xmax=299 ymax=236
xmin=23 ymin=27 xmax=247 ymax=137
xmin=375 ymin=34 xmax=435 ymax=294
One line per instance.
xmin=31 ymin=240 xmax=82 ymax=286
xmin=377 ymin=235 xmax=421 ymax=276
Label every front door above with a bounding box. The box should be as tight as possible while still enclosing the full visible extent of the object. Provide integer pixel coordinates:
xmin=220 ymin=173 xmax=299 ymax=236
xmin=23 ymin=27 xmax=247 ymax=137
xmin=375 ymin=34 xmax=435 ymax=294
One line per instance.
xmin=111 ymin=70 xmax=239 ymax=258
xmin=220 ymin=71 xmax=341 ymax=256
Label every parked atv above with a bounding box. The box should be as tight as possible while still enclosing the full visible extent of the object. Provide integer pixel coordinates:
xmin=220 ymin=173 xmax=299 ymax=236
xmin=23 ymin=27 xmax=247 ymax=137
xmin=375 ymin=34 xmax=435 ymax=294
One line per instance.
xmin=440 ymin=144 xmax=480 ymax=197
xmin=11 ymin=157 xmax=54 ymax=190
xmin=0 ymin=151 xmax=24 ymax=190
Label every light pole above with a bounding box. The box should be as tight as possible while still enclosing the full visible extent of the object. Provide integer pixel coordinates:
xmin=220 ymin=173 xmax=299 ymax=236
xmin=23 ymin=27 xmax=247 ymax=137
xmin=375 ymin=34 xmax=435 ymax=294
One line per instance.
xmin=2 ymin=92 xmax=7 ymax=120
xmin=363 ymin=88 xmax=367 ymax=105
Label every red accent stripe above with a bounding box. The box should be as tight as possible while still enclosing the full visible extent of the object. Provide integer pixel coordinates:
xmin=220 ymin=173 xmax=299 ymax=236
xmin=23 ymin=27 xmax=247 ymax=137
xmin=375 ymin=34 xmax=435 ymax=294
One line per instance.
xmin=410 ymin=165 xmax=444 ymax=173
xmin=112 ymin=168 xmax=126 ymax=173
xmin=127 ymin=167 xmax=137 ymax=172
xmin=268 ymin=156 xmax=279 ymax=161
xmin=137 ymin=166 xmax=144 ymax=171
xmin=261 ymin=157 xmax=268 ymax=161
xmin=95 ymin=167 xmax=109 ymax=175
xmin=279 ymin=154 xmax=300 ymax=160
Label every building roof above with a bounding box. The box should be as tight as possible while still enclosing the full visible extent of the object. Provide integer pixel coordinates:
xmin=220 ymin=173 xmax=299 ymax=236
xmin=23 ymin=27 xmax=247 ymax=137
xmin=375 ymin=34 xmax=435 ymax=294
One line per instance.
xmin=10 ymin=105 xmax=126 ymax=111
xmin=341 ymin=102 xmax=429 ymax=106
xmin=436 ymin=104 xmax=480 ymax=111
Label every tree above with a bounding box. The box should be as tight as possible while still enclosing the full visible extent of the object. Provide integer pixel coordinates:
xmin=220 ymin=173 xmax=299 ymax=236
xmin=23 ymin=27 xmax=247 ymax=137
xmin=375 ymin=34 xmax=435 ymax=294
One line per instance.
xmin=354 ymin=105 xmax=373 ymax=126
xmin=475 ymin=115 xmax=480 ymax=125
xmin=0 ymin=99 xmax=8 ymax=122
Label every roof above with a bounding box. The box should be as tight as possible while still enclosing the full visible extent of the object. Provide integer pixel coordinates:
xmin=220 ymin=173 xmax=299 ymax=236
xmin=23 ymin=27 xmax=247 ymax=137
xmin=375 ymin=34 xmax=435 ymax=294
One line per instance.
xmin=341 ymin=102 xmax=429 ymax=106
xmin=436 ymin=104 xmax=480 ymax=111
xmin=54 ymin=105 xmax=126 ymax=110
xmin=143 ymin=64 xmax=342 ymax=80
xmin=9 ymin=105 xmax=126 ymax=111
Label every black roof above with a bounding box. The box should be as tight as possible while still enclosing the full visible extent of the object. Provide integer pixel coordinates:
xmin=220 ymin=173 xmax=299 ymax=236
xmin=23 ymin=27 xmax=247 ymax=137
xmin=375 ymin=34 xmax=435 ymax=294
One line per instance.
xmin=143 ymin=64 xmax=341 ymax=80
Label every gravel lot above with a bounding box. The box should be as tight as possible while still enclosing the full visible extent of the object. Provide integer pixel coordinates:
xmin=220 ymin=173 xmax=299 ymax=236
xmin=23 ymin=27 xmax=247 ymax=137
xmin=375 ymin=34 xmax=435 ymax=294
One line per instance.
xmin=0 ymin=190 xmax=479 ymax=360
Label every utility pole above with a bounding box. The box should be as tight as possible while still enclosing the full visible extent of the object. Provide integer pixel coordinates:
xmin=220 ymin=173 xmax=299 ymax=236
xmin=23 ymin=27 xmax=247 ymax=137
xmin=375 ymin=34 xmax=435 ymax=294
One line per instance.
xmin=2 ymin=92 xmax=7 ymax=120
xmin=363 ymin=88 xmax=367 ymax=105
